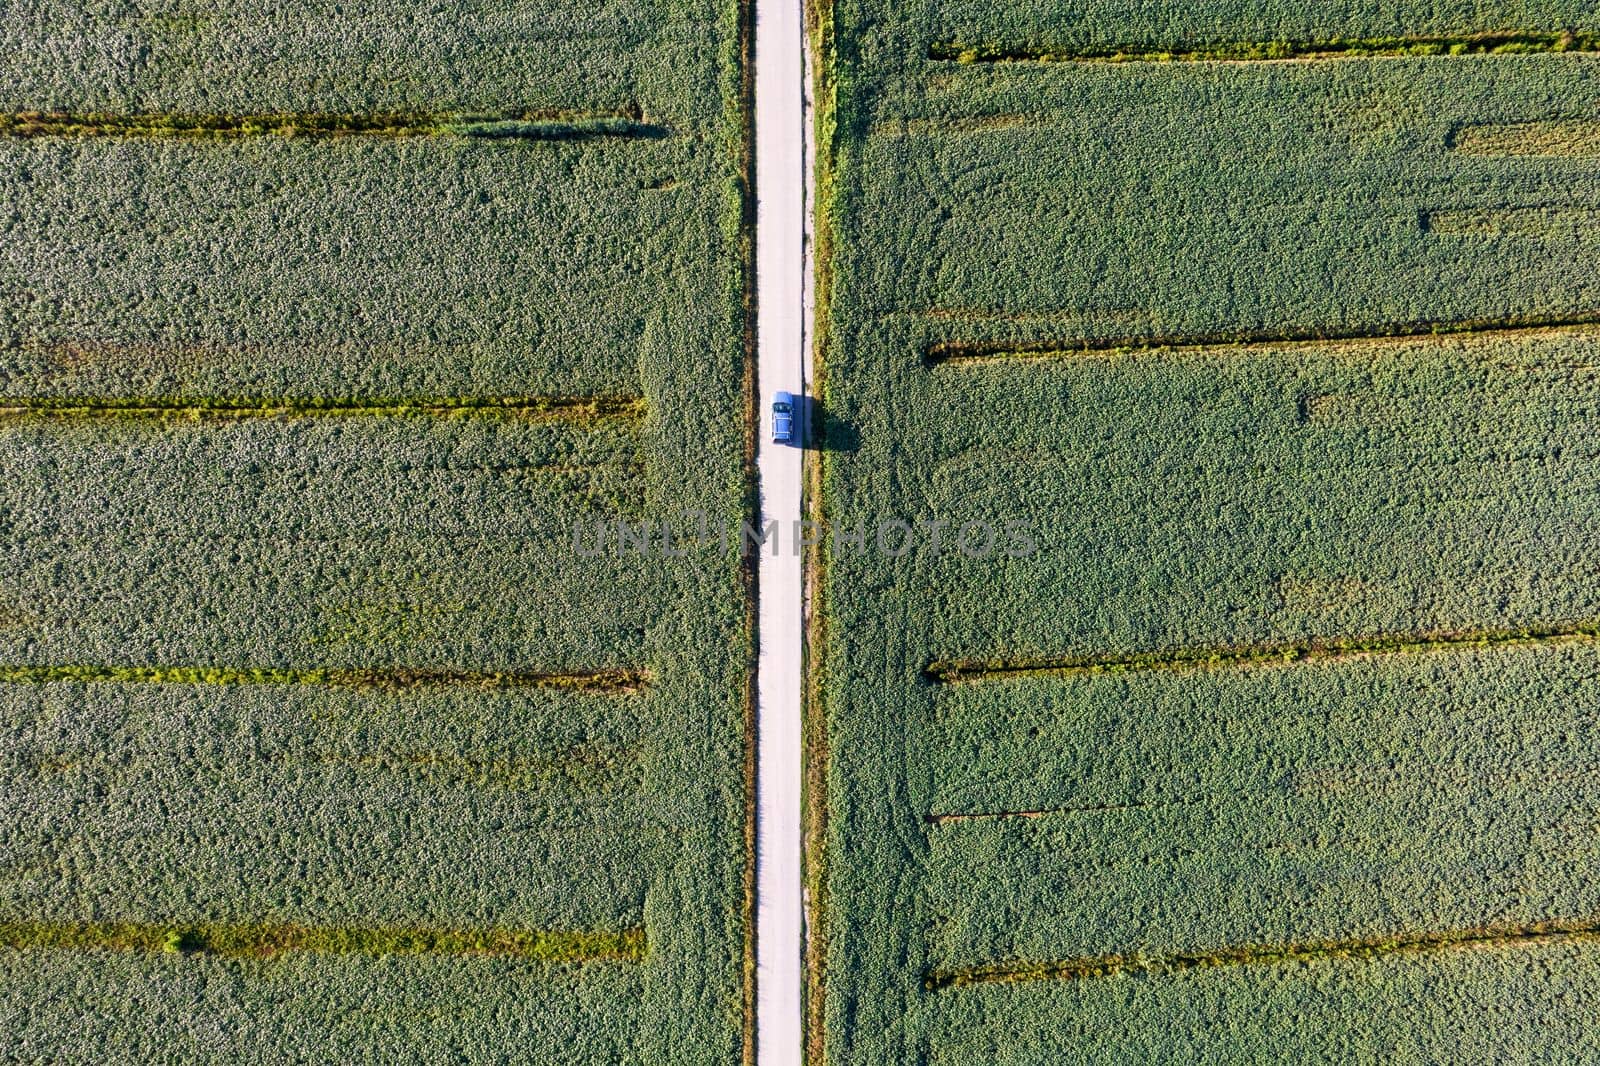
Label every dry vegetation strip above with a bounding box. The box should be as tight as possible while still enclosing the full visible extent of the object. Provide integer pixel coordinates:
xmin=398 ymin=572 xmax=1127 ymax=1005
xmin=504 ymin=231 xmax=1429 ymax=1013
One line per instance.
xmin=1422 ymin=206 xmax=1600 ymax=237
xmin=0 ymin=110 xmax=667 ymax=141
xmin=0 ymin=921 xmax=646 ymax=962
xmin=0 ymin=665 xmax=649 ymax=693
xmin=1448 ymin=118 xmax=1600 ymax=156
xmin=924 ymin=315 xmax=1600 ymax=365
xmin=926 ymin=620 xmax=1600 ymax=683
xmin=0 ymin=396 xmax=646 ymax=424
xmin=928 ymin=30 xmax=1600 ymax=65
xmin=925 ymin=916 xmax=1600 ymax=990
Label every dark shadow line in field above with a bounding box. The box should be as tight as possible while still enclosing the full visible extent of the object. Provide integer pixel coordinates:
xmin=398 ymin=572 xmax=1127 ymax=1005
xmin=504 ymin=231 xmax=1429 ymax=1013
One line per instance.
xmin=925 ymin=314 xmax=1600 ymax=365
xmin=0 ymin=395 xmax=646 ymax=424
xmin=1447 ymin=117 xmax=1600 ymax=156
xmin=925 ymin=619 xmax=1600 ymax=684
xmin=0 ymin=920 xmax=646 ymax=962
xmin=0 ymin=109 xmax=669 ymax=141
xmin=925 ymin=915 xmax=1600 ymax=989
xmin=927 ymin=30 xmax=1600 ymax=65
xmin=0 ymin=665 xmax=650 ymax=694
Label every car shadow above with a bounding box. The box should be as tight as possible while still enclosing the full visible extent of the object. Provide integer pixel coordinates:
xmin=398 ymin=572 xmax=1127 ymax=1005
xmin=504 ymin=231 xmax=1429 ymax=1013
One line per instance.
xmin=797 ymin=394 xmax=859 ymax=453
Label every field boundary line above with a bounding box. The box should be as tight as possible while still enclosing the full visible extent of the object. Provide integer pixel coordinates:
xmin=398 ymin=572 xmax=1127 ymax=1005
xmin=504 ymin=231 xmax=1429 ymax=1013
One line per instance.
xmin=927 ymin=30 xmax=1600 ymax=65
xmin=0 ymin=109 xmax=668 ymax=141
xmin=927 ymin=620 xmax=1600 ymax=684
xmin=925 ymin=315 xmax=1600 ymax=365
xmin=0 ymin=395 xmax=646 ymax=424
xmin=925 ymin=915 xmax=1600 ymax=989
xmin=0 ymin=665 xmax=649 ymax=693
xmin=0 ymin=921 xmax=646 ymax=962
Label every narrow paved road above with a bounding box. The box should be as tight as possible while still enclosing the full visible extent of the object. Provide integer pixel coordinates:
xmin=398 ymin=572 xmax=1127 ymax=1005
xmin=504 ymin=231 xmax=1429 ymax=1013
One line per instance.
xmin=755 ymin=0 xmax=809 ymax=1058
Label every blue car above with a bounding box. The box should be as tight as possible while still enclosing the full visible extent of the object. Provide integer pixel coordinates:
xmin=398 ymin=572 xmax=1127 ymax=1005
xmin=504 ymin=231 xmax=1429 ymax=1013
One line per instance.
xmin=772 ymin=391 xmax=797 ymax=445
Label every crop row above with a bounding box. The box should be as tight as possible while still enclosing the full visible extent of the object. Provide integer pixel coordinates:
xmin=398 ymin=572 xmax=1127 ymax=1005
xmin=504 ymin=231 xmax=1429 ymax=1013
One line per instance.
xmin=926 ymin=619 xmax=1600 ymax=683
xmin=929 ymin=29 xmax=1600 ymax=64
xmin=926 ymin=761 xmax=1600 ymax=825
xmin=1450 ymin=117 xmax=1600 ymax=155
xmin=0 ymin=665 xmax=648 ymax=693
xmin=925 ymin=317 xmax=1600 ymax=365
xmin=0 ymin=109 xmax=666 ymax=141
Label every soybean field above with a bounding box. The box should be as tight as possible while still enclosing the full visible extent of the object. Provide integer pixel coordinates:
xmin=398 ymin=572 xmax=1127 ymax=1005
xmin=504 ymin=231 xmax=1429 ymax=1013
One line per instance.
xmin=0 ymin=1 xmax=752 ymax=1063
xmin=814 ymin=1 xmax=1600 ymax=1062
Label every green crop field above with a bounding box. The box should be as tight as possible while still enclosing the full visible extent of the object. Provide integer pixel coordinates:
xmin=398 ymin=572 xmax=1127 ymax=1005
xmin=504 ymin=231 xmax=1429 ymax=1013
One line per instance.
xmin=814 ymin=1 xmax=1600 ymax=1062
xmin=0 ymin=1 xmax=752 ymax=1063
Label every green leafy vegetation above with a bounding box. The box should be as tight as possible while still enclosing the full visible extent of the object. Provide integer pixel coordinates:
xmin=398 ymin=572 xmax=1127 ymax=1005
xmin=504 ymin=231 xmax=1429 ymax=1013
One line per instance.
xmin=817 ymin=0 xmax=1600 ymax=1062
xmin=1450 ymin=117 xmax=1600 ymax=155
xmin=0 ymin=0 xmax=753 ymax=1062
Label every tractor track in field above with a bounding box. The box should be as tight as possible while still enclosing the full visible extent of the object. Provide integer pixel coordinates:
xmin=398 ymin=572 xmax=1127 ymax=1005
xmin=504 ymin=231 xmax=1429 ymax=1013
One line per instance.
xmin=926 ymin=619 xmax=1600 ymax=684
xmin=0 ymin=109 xmax=666 ymax=141
xmin=925 ymin=914 xmax=1600 ymax=990
xmin=924 ymin=314 xmax=1600 ymax=366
